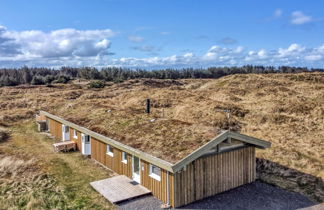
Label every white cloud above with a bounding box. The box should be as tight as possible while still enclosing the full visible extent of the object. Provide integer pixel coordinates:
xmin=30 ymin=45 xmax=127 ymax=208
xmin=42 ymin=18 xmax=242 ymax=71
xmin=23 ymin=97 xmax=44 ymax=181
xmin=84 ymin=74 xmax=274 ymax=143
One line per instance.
xmin=305 ymin=55 xmax=322 ymax=61
xmin=128 ymin=35 xmax=144 ymax=43
xmin=234 ymin=46 xmax=244 ymax=53
xmin=274 ymin=9 xmax=283 ymax=18
xmin=110 ymin=43 xmax=324 ymax=68
xmin=257 ymin=49 xmax=267 ymax=58
xmin=1 ymin=25 xmax=324 ymax=68
xmin=0 ymin=26 xmax=115 ymax=60
xmin=183 ymin=52 xmax=194 ymax=58
xmin=278 ymin=43 xmax=306 ymax=57
xmin=291 ymin=11 xmax=313 ymax=25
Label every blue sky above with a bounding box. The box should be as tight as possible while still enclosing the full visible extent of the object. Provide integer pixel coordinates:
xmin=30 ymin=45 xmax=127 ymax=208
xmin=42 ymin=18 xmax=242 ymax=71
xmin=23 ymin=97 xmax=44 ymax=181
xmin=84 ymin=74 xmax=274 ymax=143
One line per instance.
xmin=0 ymin=0 xmax=324 ymax=68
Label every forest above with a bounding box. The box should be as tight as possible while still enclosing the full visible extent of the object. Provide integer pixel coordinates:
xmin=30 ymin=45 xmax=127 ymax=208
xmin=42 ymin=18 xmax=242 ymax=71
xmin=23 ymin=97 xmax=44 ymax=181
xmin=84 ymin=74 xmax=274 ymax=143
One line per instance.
xmin=0 ymin=65 xmax=323 ymax=87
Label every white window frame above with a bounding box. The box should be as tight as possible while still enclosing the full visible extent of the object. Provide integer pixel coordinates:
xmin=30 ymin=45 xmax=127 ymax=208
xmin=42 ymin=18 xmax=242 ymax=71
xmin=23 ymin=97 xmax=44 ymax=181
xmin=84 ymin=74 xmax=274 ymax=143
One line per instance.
xmin=46 ymin=119 xmax=50 ymax=132
xmin=121 ymin=152 xmax=127 ymax=164
xmin=149 ymin=164 xmax=161 ymax=181
xmin=73 ymin=129 xmax=78 ymax=139
xmin=106 ymin=145 xmax=114 ymax=157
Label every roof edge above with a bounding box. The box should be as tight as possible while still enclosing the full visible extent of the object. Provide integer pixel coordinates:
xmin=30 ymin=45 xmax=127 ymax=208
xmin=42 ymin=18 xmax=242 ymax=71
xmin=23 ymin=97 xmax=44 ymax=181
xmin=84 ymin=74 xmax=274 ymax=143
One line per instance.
xmin=172 ymin=131 xmax=229 ymax=172
xmin=227 ymin=131 xmax=271 ymax=149
xmin=172 ymin=130 xmax=271 ymax=172
xmin=40 ymin=111 xmax=174 ymax=172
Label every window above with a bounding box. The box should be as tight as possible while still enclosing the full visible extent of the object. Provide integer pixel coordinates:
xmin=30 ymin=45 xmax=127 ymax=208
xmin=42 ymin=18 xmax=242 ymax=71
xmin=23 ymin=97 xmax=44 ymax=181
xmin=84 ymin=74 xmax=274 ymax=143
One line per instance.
xmin=149 ymin=164 xmax=161 ymax=181
xmin=64 ymin=125 xmax=69 ymax=133
xmin=81 ymin=134 xmax=90 ymax=143
xmin=121 ymin=152 xmax=127 ymax=164
xmin=106 ymin=145 xmax=114 ymax=157
xmin=73 ymin=129 xmax=78 ymax=139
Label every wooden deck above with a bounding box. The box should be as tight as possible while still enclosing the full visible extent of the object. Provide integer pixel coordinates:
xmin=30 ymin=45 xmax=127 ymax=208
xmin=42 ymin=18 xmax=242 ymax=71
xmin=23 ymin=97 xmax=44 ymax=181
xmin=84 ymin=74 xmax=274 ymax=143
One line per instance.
xmin=90 ymin=175 xmax=151 ymax=203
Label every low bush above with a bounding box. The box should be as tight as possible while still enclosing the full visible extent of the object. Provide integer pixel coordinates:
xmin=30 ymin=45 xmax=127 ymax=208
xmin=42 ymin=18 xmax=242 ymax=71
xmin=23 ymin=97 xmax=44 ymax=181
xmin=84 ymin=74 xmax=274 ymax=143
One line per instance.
xmin=31 ymin=76 xmax=45 ymax=85
xmin=113 ymin=78 xmax=124 ymax=84
xmin=44 ymin=75 xmax=56 ymax=84
xmin=88 ymin=80 xmax=106 ymax=88
xmin=56 ymin=75 xmax=71 ymax=84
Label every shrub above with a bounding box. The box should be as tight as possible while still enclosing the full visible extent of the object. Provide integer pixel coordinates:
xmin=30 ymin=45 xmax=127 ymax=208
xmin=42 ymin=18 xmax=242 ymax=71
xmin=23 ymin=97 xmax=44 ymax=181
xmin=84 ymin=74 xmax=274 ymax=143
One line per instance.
xmin=56 ymin=75 xmax=71 ymax=84
xmin=113 ymin=78 xmax=124 ymax=84
xmin=0 ymin=76 xmax=19 ymax=86
xmin=31 ymin=76 xmax=45 ymax=85
xmin=44 ymin=75 xmax=56 ymax=84
xmin=88 ymin=80 xmax=106 ymax=89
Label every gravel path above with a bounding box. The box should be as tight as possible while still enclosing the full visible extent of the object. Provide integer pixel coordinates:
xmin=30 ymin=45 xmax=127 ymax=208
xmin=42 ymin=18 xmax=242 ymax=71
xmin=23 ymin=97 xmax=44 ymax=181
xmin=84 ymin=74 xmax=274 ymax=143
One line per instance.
xmin=117 ymin=181 xmax=317 ymax=210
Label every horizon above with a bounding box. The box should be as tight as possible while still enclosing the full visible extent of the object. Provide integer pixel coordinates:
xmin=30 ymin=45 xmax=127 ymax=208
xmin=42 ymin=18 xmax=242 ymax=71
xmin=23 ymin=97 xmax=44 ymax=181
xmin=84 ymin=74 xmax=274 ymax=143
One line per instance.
xmin=1 ymin=0 xmax=324 ymax=68
xmin=1 ymin=65 xmax=323 ymax=71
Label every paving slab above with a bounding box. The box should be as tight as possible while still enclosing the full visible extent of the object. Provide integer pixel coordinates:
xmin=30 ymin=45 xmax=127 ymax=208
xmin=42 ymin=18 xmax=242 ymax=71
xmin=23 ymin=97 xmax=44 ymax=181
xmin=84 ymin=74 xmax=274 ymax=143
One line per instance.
xmin=90 ymin=175 xmax=151 ymax=203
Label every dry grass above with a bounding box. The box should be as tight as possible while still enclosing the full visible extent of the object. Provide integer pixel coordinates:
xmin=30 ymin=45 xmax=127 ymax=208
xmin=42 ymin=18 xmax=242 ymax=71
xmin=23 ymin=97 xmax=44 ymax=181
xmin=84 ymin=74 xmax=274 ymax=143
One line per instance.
xmin=0 ymin=155 xmax=35 ymax=178
xmin=0 ymin=72 xmax=323 ymax=203
xmin=0 ymin=122 xmax=113 ymax=209
xmin=0 ymin=154 xmax=67 ymax=210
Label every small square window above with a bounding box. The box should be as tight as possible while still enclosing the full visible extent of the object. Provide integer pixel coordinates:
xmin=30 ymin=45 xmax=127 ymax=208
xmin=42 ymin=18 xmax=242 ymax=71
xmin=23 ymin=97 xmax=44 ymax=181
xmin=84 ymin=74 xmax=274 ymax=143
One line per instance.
xmin=106 ymin=145 xmax=114 ymax=157
xmin=149 ymin=164 xmax=161 ymax=181
xmin=121 ymin=152 xmax=127 ymax=164
xmin=73 ymin=129 xmax=78 ymax=139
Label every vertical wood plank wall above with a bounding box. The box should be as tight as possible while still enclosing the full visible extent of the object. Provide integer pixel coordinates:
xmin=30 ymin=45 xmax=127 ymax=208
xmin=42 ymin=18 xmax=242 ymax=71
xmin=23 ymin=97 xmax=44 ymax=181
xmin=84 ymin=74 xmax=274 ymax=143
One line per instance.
xmin=90 ymin=137 xmax=174 ymax=206
xmin=48 ymin=119 xmax=62 ymax=140
xmin=141 ymin=160 xmax=174 ymax=206
xmin=69 ymin=128 xmax=82 ymax=150
xmin=174 ymin=146 xmax=255 ymax=207
xmin=91 ymin=137 xmax=133 ymax=178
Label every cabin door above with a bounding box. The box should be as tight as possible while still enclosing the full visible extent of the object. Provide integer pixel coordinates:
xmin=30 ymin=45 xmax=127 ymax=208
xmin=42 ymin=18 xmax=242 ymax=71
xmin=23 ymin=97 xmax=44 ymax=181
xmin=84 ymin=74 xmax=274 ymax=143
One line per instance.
xmin=62 ymin=125 xmax=70 ymax=141
xmin=81 ymin=134 xmax=91 ymax=155
xmin=132 ymin=156 xmax=141 ymax=183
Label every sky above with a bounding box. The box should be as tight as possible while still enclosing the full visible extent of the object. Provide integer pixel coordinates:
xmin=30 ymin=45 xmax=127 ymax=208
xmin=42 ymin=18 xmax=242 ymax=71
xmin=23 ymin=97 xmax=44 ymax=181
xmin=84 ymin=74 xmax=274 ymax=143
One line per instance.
xmin=0 ymin=0 xmax=324 ymax=69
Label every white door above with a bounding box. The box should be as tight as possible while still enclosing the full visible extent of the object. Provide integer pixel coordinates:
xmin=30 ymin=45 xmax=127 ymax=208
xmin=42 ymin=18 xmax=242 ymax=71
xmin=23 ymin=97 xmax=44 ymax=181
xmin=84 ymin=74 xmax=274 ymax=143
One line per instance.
xmin=132 ymin=156 xmax=141 ymax=183
xmin=62 ymin=125 xmax=70 ymax=141
xmin=81 ymin=134 xmax=91 ymax=155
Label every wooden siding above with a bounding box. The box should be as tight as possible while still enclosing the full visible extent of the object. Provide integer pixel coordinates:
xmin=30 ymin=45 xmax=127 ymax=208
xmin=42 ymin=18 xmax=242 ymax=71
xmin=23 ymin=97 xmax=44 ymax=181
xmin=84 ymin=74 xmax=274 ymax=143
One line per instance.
xmin=90 ymin=137 xmax=174 ymax=206
xmin=36 ymin=113 xmax=46 ymax=121
xmin=174 ymin=146 xmax=255 ymax=207
xmin=91 ymin=137 xmax=133 ymax=178
xmin=141 ymin=160 xmax=174 ymax=206
xmin=48 ymin=118 xmax=62 ymax=140
xmin=69 ymin=128 xmax=82 ymax=150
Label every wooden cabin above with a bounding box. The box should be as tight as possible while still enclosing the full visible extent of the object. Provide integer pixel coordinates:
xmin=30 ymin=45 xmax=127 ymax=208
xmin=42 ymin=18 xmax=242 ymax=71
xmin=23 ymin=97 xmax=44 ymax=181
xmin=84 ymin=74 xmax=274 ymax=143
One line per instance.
xmin=36 ymin=110 xmax=270 ymax=207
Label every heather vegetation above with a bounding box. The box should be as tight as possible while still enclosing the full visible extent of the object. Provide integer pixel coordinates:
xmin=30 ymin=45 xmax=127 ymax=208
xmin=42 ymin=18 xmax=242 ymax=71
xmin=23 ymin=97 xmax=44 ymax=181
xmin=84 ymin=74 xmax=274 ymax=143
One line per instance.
xmin=0 ymin=123 xmax=112 ymax=210
xmin=0 ymin=65 xmax=323 ymax=87
xmin=0 ymin=72 xmax=323 ymax=208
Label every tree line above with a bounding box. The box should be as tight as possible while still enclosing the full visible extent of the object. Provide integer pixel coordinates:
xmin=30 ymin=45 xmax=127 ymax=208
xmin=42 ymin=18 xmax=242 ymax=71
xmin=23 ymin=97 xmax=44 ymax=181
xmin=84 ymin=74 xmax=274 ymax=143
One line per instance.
xmin=0 ymin=65 xmax=323 ymax=87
